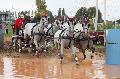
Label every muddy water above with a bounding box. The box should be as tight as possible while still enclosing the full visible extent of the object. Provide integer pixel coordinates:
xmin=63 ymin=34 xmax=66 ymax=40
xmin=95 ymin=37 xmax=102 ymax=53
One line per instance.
xmin=0 ymin=55 xmax=89 ymax=79
xmin=0 ymin=53 xmax=118 ymax=79
xmin=0 ymin=36 xmax=119 ymax=79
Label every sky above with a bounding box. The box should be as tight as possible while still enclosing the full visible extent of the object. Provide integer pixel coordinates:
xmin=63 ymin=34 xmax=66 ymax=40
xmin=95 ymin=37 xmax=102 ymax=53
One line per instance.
xmin=0 ymin=0 xmax=120 ymax=21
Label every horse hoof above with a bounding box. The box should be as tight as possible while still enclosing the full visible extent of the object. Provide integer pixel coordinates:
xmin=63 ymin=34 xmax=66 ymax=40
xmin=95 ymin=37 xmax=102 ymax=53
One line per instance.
xmin=44 ymin=50 xmax=47 ymax=52
xmin=75 ymin=61 xmax=79 ymax=65
xmin=58 ymin=53 xmax=61 ymax=59
xmin=19 ymin=49 xmax=22 ymax=53
xmin=60 ymin=59 xmax=63 ymax=64
xmin=75 ymin=56 xmax=79 ymax=61
xmin=35 ymin=51 xmax=39 ymax=55
xmin=58 ymin=53 xmax=60 ymax=56
xmin=22 ymin=47 xmax=25 ymax=50
xmin=30 ymin=45 xmax=32 ymax=48
xmin=35 ymin=53 xmax=38 ymax=56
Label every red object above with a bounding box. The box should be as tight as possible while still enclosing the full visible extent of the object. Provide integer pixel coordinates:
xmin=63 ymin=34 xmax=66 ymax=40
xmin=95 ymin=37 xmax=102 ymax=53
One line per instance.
xmin=82 ymin=17 xmax=89 ymax=24
xmin=68 ymin=17 xmax=75 ymax=22
xmin=90 ymin=31 xmax=104 ymax=45
xmin=15 ymin=18 xmax=25 ymax=30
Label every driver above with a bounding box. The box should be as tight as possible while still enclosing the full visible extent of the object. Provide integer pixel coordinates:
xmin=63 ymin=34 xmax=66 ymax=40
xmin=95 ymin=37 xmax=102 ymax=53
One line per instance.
xmin=14 ymin=14 xmax=25 ymax=35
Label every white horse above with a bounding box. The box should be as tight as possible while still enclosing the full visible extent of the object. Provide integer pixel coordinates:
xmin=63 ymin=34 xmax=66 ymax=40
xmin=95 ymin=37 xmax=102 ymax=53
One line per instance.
xmin=21 ymin=17 xmax=48 ymax=53
xmin=43 ymin=19 xmax=63 ymax=47
xmin=32 ymin=17 xmax=49 ymax=54
xmin=74 ymin=22 xmax=95 ymax=59
xmin=44 ymin=19 xmax=62 ymax=36
xmin=54 ymin=21 xmax=79 ymax=64
xmin=23 ymin=17 xmax=48 ymax=43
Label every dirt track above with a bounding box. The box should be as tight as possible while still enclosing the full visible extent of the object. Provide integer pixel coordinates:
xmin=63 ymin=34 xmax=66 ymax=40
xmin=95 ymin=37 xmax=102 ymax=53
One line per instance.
xmin=1 ymin=36 xmax=119 ymax=79
xmin=1 ymin=35 xmax=105 ymax=58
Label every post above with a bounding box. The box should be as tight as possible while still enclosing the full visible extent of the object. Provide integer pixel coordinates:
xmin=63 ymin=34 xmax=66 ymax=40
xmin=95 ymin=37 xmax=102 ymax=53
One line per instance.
xmin=0 ymin=15 xmax=5 ymax=47
xmin=104 ymin=0 xmax=106 ymax=24
xmin=94 ymin=0 xmax=98 ymax=31
xmin=104 ymin=0 xmax=106 ymax=46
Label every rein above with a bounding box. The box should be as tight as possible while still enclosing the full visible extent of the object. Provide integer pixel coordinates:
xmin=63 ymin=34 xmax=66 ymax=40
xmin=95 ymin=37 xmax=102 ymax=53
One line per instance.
xmin=46 ymin=24 xmax=53 ymax=36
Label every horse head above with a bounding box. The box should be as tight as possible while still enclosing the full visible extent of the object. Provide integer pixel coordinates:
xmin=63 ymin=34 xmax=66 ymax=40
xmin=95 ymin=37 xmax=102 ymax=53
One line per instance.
xmin=53 ymin=19 xmax=62 ymax=30
xmin=61 ymin=22 xmax=74 ymax=37
xmin=40 ymin=17 xmax=48 ymax=27
xmin=74 ymin=22 xmax=90 ymax=40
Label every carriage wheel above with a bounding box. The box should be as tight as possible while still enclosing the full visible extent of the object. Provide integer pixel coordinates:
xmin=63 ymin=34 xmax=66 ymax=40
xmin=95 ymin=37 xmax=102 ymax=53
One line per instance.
xmin=17 ymin=39 xmax=22 ymax=53
xmin=98 ymin=36 xmax=104 ymax=45
xmin=11 ymin=37 xmax=17 ymax=50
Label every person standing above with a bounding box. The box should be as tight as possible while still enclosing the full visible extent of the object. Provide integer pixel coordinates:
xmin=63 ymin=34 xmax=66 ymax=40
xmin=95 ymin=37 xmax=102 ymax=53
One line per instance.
xmin=11 ymin=22 xmax=15 ymax=34
xmin=14 ymin=15 xmax=25 ymax=35
xmin=5 ymin=23 xmax=9 ymax=35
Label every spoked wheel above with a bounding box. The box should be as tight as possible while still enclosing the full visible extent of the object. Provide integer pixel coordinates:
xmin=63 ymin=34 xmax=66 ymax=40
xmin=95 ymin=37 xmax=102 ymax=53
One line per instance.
xmin=11 ymin=36 xmax=21 ymax=52
xmin=11 ymin=36 xmax=18 ymax=51
xmin=17 ymin=39 xmax=22 ymax=53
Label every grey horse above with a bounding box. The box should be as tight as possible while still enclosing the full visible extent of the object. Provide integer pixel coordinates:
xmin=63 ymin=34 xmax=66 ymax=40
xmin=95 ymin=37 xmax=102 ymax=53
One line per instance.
xmin=74 ymin=22 xmax=95 ymax=59
xmin=54 ymin=21 xmax=79 ymax=64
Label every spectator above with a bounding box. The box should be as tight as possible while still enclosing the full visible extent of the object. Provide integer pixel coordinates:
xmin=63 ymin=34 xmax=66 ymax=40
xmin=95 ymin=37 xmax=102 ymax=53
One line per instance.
xmin=14 ymin=15 xmax=25 ymax=35
xmin=5 ymin=23 xmax=9 ymax=34
xmin=11 ymin=22 xmax=15 ymax=34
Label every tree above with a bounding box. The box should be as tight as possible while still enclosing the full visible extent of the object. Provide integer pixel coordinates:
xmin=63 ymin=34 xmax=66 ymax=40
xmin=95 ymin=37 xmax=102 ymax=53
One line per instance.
xmin=34 ymin=13 xmax=41 ymax=22
xmin=35 ymin=0 xmax=54 ymax=23
xmin=62 ymin=8 xmax=66 ymax=16
xmin=35 ymin=0 xmax=47 ymax=22
xmin=36 ymin=0 xmax=47 ymax=15
xmin=116 ymin=19 xmax=120 ymax=24
xmin=75 ymin=7 xmax=103 ymax=23
xmin=58 ymin=8 xmax=61 ymax=17
xmin=75 ymin=7 xmax=87 ymax=21
xmin=20 ymin=11 xmax=28 ymax=16
xmin=87 ymin=7 xmax=103 ymax=23
xmin=47 ymin=10 xmax=54 ymax=23
xmin=87 ymin=7 xmax=96 ymax=19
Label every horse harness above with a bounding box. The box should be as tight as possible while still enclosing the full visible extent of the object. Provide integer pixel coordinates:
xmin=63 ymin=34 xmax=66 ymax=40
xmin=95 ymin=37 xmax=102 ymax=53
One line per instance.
xmin=46 ymin=24 xmax=54 ymax=36
xmin=82 ymin=24 xmax=89 ymax=31
xmin=75 ymin=32 xmax=90 ymax=41
xmin=59 ymin=28 xmax=73 ymax=48
xmin=31 ymin=23 xmax=39 ymax=35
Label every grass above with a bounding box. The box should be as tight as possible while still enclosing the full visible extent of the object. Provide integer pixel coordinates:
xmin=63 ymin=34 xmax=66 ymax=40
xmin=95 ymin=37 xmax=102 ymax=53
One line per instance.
xmin=94 ymin=44 xmax=105 ymax=48
xmin=4 ymin=25 xmax=14 ymax=37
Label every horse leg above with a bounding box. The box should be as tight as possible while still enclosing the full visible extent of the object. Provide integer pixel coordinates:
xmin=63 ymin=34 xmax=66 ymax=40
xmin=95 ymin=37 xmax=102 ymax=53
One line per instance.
xmin=18 ymin=39 xmax=22 ymax=53
xmin=88 ymin=39 xmax=95 ymax=59
xmin=54 ymin=39 xmax=58 ymax=49
xmin=34 ymin=36 xmax=39 ymax=55
xmin=54 ymin=40 xmax=60 ymax=57
xmin=81 ymin=40 xmax=89 ymax=60
xmin=82 ymin=49 xmax=86 ymax=60
xmin=12 ymin=37 xmax=17 ymax=49
xmin=60 ymin=39 xmax=64 ymax=63
xmin=28 ymin=39 xmax=34 ymax=53
xmin=70 ymin=42 xmax=79 ymax=65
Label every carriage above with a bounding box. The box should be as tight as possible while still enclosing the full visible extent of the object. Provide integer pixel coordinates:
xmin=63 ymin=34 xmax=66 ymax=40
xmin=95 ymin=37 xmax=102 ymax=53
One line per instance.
xmin=90 ymin=31 xmax=104 ymax=45
xmin=11 ymin=16 xmax=95 ymax=65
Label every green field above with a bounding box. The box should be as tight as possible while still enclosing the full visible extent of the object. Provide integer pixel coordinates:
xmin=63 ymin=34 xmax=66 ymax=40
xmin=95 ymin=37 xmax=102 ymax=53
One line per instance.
xmin=4 ymin=25 xmax=14 ymax=36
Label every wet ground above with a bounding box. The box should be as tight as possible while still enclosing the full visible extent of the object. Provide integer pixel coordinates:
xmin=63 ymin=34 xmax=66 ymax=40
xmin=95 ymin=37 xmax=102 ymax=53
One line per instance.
xmin=0 ymin=36 xmax=120 ymax=79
